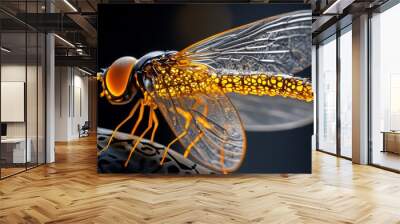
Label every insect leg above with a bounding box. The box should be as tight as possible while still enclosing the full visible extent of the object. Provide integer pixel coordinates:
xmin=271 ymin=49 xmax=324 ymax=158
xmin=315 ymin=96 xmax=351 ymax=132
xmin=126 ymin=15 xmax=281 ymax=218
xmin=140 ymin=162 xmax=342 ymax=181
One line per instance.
xmin=183 ymin=132 xmax=204 ymax=158
xmin=130 ymin=100 xmax=145 ymax=136
xmin=124 ymin=108 xmax=154 ymax=167
xmin=150 ymin=106 xmax=159 ymax=143
xmin=98 ymin=99 xmax=142 ymax=155
xmin=160 ymin=107 xmax=192 ymax=165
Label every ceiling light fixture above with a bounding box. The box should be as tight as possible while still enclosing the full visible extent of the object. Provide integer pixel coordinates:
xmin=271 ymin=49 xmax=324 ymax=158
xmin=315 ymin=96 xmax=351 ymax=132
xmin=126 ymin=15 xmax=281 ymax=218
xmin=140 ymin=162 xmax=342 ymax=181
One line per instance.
xmin=1 ymin=47 xmax=11 ymax=53
xmin=323 ymin=0 xmax=341 ymax=14
xmin=54 ymin=34 xmax=75 ymax=48
xmin=76 ymin=48 xmax=85 ymax=56
xmin=322 ymin=0 xmax=354 ymax=15
xmin=63 ymin=0 xmax=78 ymax=12
xmin=78 ymin=67 xmax=92 ymax=76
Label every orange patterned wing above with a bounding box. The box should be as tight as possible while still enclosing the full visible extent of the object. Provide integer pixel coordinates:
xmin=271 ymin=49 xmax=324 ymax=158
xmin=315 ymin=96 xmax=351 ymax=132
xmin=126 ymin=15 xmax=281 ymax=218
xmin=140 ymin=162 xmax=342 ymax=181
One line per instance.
xmin=144 ymin=59 xmax=246 ymax=173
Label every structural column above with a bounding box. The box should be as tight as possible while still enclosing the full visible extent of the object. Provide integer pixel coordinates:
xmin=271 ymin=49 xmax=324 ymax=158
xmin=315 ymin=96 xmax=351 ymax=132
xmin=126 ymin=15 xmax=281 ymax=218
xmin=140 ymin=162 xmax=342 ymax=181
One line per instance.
xmin=352 ymin=14 xmax=369 ymax=164
xmin=46 ymin=0 xmax=55 ymax=163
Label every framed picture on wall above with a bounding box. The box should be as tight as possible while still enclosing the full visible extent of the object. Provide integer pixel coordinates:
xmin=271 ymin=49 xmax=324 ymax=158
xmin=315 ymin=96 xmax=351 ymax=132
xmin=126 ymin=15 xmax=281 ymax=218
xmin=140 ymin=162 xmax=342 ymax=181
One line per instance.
xmin=1 ymin=81 xmax=25 ymax=122
xmin=97 ymin=3 xmax=313 ymax=174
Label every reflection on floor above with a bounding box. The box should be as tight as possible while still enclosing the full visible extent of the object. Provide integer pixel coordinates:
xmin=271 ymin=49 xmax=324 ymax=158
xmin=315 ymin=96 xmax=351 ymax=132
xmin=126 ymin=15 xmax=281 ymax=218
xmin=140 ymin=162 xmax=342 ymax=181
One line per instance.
xmin=0 ymin=136 xmax=400 ymax=223
xmin=373 ymin=150 xmax=400 ymax=170
xmin=0 ymin=163 xmax=42 ymax=178
xmin=0 ymin=167 xmax=25 ymax=178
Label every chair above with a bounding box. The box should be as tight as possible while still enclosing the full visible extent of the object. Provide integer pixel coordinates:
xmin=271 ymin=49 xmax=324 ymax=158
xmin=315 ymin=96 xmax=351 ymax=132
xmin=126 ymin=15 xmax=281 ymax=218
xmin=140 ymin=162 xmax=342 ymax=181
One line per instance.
xmin=78 ymin=121 xmax=90 ymax=138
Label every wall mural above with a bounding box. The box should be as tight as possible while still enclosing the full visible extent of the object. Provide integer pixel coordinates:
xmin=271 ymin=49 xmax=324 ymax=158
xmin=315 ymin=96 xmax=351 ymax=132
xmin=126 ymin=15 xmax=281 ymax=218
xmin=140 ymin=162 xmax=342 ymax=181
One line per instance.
xmin=97 ymin=4 xmax=313 ymax=174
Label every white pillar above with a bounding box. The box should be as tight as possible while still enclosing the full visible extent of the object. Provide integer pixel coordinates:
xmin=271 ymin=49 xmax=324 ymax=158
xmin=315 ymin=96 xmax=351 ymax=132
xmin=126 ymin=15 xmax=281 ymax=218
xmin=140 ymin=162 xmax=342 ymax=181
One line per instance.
xmin=352 ymin=14 xmax=369 ymax=164
xmin=46 ymin=33 xmax=55 ymax=163
xmin=46 ymin=32 xmax=55 ymax=163
xmin=45 ymin=0 xmax=56 ymax=163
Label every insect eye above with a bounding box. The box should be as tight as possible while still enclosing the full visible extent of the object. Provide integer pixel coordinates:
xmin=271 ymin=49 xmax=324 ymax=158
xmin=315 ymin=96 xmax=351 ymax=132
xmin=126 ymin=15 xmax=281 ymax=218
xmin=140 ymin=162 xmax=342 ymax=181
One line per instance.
xmin=105 ymin=56 xmax=137 ymax=99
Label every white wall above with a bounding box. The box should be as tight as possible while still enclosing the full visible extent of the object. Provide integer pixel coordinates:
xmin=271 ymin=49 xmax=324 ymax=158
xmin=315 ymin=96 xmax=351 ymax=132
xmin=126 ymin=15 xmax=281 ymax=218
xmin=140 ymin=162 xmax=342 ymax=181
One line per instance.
xmin=72 ymin=73 xmax=89 ymax=138
xmin=55 ymin=67 xmax=89 ymax=141
xmin=1 ymin=65 xmax=37 ymax=138
xmin=1 ymin=65 xmax=26 ymax=137
xmin=55 ymin=66 xmax=69 ymax=141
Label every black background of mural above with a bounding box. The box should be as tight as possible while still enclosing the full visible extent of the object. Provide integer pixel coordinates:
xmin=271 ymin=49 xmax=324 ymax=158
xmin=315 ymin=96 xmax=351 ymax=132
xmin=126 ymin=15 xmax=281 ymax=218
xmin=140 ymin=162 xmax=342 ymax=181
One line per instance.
xmin=98 ymin=3 xmax=312 ymax=173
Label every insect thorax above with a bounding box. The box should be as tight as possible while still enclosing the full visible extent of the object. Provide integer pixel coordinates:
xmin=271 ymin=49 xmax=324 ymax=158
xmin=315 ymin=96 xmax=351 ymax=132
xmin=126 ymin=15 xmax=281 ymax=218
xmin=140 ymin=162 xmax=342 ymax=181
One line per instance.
xmin=151 ymin=59 xmax=220 ymax=98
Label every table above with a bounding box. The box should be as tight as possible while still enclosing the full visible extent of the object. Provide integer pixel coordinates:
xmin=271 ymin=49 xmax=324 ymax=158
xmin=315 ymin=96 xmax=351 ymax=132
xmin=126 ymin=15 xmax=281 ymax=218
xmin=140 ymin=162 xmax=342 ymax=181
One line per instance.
xmin=1 ymin=138 xmax=31 ymax=164
xmin=382 ymin=131 xmax=400 ymax=154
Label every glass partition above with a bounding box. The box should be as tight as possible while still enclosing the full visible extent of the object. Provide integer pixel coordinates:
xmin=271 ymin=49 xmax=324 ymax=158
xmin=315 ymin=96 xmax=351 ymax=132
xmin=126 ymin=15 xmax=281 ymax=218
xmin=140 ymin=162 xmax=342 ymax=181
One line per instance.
xmin=1 ymin=31 xmax=28 ymax=177
xmin=0 ymin=1 xmax=46 ymax=179
xmin=317 ymin=35 xmax=337 ymax=154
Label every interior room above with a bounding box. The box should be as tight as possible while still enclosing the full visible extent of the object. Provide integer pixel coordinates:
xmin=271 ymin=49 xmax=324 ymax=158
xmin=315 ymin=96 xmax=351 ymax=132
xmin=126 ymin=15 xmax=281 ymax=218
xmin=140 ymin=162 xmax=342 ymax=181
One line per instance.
xmin=0 ymin=15 xmax=46 ymax=178
xmin=0 ymin=0 xmax=400 ymax=223
xmin=54 ymin=66 xmax=92 ymax=141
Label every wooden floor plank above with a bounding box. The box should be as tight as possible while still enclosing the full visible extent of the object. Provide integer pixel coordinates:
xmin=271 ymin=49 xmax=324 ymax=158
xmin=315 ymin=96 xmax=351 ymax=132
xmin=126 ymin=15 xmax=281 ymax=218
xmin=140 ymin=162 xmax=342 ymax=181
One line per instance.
xmin=0 ymin=136 xmax=399 ymax=223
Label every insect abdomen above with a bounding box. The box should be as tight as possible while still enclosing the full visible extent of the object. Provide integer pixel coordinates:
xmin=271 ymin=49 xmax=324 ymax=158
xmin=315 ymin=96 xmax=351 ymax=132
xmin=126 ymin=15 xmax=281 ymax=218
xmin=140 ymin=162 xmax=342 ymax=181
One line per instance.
xmin=214 ymin=74 xmax=313 ymax=102
xmin=152 ymin=60 xmax=313 ymax=102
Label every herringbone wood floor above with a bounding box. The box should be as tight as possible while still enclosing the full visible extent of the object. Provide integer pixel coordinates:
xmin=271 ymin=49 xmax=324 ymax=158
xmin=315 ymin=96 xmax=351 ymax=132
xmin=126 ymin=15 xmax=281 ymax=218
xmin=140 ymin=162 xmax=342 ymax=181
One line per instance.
xmin=1 ymin=136 xmax=400 ymax=224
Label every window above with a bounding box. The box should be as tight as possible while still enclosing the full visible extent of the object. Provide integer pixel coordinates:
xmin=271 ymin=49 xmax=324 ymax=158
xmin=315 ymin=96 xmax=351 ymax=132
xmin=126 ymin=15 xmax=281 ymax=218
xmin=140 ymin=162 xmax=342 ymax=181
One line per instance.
xmin=370 ymin=3 xmax=400 ymax=171
xmin=339 ymin=27 xmax=352 ymax=158
xmin=317 ymin=36 xmax=337 ymax=154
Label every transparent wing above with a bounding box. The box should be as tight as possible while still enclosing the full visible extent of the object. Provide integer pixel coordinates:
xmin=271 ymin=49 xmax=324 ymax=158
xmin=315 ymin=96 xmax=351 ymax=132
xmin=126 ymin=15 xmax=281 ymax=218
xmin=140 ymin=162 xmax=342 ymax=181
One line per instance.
xmin=175 ymin=10 xmax=312 ymax=75
xmin=145 ymin=61 xmax=246 ymax=173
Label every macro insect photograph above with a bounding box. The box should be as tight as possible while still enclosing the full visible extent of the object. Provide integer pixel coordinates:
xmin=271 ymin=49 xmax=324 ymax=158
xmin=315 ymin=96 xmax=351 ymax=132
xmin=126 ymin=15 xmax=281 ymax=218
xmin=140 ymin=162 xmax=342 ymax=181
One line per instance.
xmin=97 ymin=3 xmax=313 ymax=174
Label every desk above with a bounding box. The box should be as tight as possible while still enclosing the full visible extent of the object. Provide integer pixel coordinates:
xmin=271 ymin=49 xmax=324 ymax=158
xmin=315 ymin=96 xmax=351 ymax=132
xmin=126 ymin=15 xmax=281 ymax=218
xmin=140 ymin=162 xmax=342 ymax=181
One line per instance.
xmin=1 ymin=138 xmax=31 ymax=163
xmin=382 ymin=131 xmax=400 ymax=154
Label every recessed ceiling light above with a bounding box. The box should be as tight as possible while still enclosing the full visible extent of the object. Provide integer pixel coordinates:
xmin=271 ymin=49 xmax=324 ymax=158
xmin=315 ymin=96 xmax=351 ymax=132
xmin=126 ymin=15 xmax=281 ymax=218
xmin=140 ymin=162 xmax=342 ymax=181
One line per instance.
xmin=1 ymin=47 xmax=11 ymax=53
xmin=78 ymin=67 xmax=92 ymax=76
xmin=54 ymin=34 xmax=75 ymax=48
xmin=63 ymin=0 xmax=78 ymax=12
xmin=322 ymin=0 xmax=354 ymax=15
